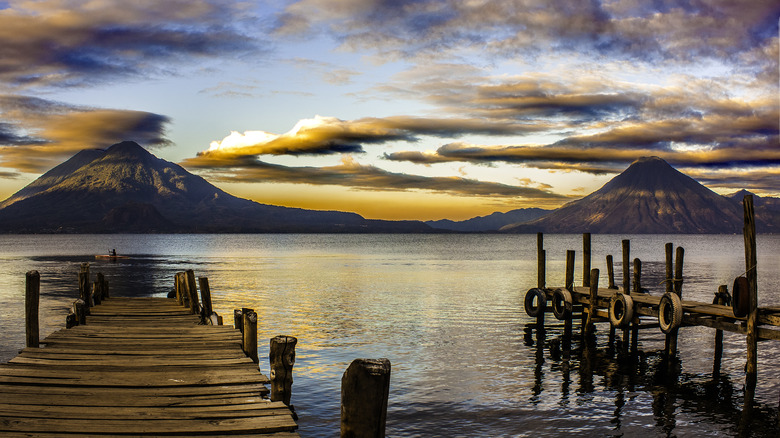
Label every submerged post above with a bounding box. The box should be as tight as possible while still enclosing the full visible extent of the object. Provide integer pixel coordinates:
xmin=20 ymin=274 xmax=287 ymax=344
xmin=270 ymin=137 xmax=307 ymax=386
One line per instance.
xmin=341 ymin=358 xmax=391 ymax=438
xmin=583 ymin=233 xmax=591 ymax=288
xmin=743 ymin=194 xmax=758 ymax=386
xmin=25 ymin=271 xmax=40 ymax=348
xmin=270 ymin=335 xmax=297 ymax=405
xmin=243 ymin=309 xmax=259 ymax=364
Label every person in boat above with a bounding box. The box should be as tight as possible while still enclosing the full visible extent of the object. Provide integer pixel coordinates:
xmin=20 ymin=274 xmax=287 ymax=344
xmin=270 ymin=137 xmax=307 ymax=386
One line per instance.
xmin=111 ymin=249 xmax=116 ymax=257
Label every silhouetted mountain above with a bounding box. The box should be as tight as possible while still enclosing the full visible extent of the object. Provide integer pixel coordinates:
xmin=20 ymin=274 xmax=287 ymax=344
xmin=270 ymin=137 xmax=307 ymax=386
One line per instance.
xmin=503 ymin=157 xmax=779 ymax=234
xmin=0 ymin=141 xmax=432 ymax=233
xmin=427 ymin=208 xmax=550 ymax=232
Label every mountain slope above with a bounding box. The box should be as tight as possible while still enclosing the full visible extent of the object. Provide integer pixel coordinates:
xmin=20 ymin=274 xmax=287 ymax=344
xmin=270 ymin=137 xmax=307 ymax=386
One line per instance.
xmin=427 ymin=208 xmax=550 ymax=231
xmin=503 ymin=157 xmax=775 ymax=234
xmin=0 ymin=141 xmax=432 ymax=233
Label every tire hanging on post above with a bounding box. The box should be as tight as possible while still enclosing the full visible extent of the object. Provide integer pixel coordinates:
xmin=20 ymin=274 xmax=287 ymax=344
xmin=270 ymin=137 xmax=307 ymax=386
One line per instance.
xmin=524 ymin=288 xmax=547 ymax=318
xmin=658 ymin=292 xmax=683 ymax=334
xmin=609 ymin=292 xmax=634 ymax=328
xmin=551 ymin=288 xmax=573 ymax=320
xmin=732 ymin=276 xmax=750 ymax=318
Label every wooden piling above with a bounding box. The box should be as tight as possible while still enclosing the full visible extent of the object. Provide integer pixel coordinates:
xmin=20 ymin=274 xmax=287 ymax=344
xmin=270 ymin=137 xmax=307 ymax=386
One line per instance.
xmin=583 ymin=233 xmax=591 ymax=288
xmin=25 ymin=270 xmax=40 ymax=348
xmin=621 ymin=240 xmax=630 ymax=348
xmin=665 ymin=246 xmax=684 ymax=357
xmin=79 ymin=263 xmax=91 ymax=310
xmin=341 ymin=358 xmax=391 ymax=438
xmin=585 ymin=268 xmax=599 ymax=336
xmin=713 ymin=285 xmax=727 ymax=375
xmin=73 ymin=299 xmax=87 ymax=325
xmin=606 ymin=255 xmax=617 ymax=289
xmin=270 ymin=335 xmax=298 ymax=405
xmin=743 ymin=194 xmax=758 ymax=385
xmin=537 ymin=233 xmax=545 ymax=289
xmin=234 ymin=309 xmax=243 ymax=333
xmin=242 ymin=309 xmax=259 ymax=364
xmin=198 ymin=277 xmax=213 ymax=318
xmin=185 ymin=270 xmax=200 ymax=314
xmin=665 ymin=243 xmax=674 ymax=293
xmin=631 ymin=258 xmax=641 ymax=353
xmin=174 ymin=272 xmax=184 ymax=305
xmin=674 ymin=247 xmax=685 ymax=296
xmin=564 ymin=250 xmax=575 ymax=342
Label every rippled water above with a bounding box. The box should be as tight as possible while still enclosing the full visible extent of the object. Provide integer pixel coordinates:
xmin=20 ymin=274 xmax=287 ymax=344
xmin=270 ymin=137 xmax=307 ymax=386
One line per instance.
xmin=1 ymin=234 xmax=778 ymax=437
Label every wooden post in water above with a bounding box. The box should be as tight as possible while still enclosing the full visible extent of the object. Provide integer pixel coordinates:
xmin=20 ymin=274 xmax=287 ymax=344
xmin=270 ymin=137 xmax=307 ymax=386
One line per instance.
xmin=583 ymin=233 xmax=591 ymax=288
xmin=584 ymin=268 xmax=599 ymax=337
xmin=242 ymin=309 xmax=259 ymax=364
xmin=198 ymin=277 xmax=213 ymax=319
xmin=537 ymin=233 xmax=545 ymax=289
xmin=341 ymin=358 xmax=391 ymax=438
xmin=269 ymin=335 xmax=297 ymax=405
xmin=185 ymin=270 xmax=200 ymax=314
xmin=563 ymin=250 xmax=575 ymax=345
xmin=25 ymin=271 xmax=40 ymax=348
xmin=713 ymin=285 xmax=727 ymax=376
xmin=665 ymin=243 xmax=674 ymax=293
xmin=631 ymin=258 xmax=641 ymax=353
xmin=621 ymin=240 xmax=630 ymax=348
xmin=665 ymin=246 xmax=685 ymax=357
xmin=79 ymin=263 xmax=91 ymax=311
xmin=606 ymin=255 xmax=617 ymax=289
xmin=743 ymin=194 xmax=758 ymax=388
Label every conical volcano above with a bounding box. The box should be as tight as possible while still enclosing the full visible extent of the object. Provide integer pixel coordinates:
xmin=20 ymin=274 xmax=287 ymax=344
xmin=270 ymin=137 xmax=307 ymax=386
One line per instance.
xmin=503 ymin=157 xmax=745 ymax=234
xmin=0 ymin=141 xmax=431 ymax=233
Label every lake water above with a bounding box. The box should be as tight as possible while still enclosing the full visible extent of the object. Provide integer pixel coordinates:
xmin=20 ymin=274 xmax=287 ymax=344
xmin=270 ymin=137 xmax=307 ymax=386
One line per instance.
xmin=1 ymin=233 xmax=779 ymax=437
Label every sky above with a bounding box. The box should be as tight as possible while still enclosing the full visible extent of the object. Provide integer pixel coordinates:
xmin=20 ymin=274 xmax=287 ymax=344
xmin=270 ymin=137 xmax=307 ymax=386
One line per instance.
xmin=0 ymin=0 xmax=777 ymax=221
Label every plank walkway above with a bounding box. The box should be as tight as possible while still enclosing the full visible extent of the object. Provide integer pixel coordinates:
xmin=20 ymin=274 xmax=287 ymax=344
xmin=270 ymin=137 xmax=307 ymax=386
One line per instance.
xmin=0 ymin=297 xmax=300 ymax=437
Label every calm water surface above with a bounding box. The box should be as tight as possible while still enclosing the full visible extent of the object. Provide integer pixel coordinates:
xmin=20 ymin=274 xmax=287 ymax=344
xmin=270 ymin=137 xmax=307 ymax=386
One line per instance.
xmin=0 ymin=234 xmax=779 ymax=437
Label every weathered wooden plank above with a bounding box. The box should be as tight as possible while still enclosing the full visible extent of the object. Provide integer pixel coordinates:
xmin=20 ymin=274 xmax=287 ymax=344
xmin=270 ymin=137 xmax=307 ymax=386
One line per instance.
xmin=0 ymin=416 xmax=297 ymax=434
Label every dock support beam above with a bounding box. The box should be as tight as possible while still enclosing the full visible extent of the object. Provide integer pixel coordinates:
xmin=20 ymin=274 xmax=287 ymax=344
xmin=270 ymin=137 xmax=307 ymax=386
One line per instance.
xmin=621 ymin=240 xmax=630 ymax=351
xmin=270 ymin=335 xmax=297 ymax=405
xmin=341 ymin=358 xmax=391 ymax=438
xmin=743 ymin=194 xmax=758 ymax=399
xmin=584 ymin=269 xmax=599 ymax=337
xmin=713 ymin=285 xmax=727 ymax=376
xmin=582 ymin=233 xmax=591 ymax=288
xmin=25 ymin=271 xmax=40 ymax=348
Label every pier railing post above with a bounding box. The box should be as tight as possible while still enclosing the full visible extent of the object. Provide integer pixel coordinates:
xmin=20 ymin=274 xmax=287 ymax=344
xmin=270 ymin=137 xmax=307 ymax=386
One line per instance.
xmin=341 ymin=358 xmax=391 ymax=438
xmin=25 ymin=271 xmax=40 ymax=348
xmin=242 ymin=309 xmax=258 ymax=364
xmin=270 ymin=335 xmax=297 ymax=405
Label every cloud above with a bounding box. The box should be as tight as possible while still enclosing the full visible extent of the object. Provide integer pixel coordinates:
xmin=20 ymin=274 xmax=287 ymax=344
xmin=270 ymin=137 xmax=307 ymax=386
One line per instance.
xmin=197 ymin=114 xmax=549 ymax=159
xmin=273 ymin=0 xmax=779 ymax=74
xmin=287 ymin=58 xmax=362 ymax=85
xmin=0 ymin=0 xmax=259 ymax=89
xmin=184 ymin=154 xmax=568 ymax=200
xmin=0 ymin=94 xmax=170 ymax=172
xmin=684 ymin=167 xmax=780 ymax=196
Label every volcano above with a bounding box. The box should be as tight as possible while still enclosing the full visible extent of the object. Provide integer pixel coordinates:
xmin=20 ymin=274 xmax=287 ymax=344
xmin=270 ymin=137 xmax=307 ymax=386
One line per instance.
xmin=0 ymin=141 xmax=431 ymax=233
xmin=502 ymin=156 xmax=778 ymax=234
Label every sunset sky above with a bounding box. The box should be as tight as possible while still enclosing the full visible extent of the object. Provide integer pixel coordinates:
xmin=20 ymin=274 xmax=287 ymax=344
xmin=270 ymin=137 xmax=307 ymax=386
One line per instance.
xmin=0 ymin=0 xmax=777 ymax=220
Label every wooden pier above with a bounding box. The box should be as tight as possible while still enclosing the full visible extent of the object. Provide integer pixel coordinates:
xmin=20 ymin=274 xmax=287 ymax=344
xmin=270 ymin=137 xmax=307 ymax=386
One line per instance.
xmin=0 ymin=285 xmax=299 ymax=436
xmin=526 ymin=195 xmax=780 ymax=415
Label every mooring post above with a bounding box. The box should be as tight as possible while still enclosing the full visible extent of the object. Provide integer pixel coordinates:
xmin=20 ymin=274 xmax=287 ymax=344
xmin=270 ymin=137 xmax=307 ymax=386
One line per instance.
xmin=270 ymin=335 xmax=298 ymax=405
xmin=174 ymin=272 xmax=184 ymax=306
xmin=242 ymin=309 xmax=259 ymax=364
xmin=665 ymin=243 xmax=674 ymax=293
xmin=713 ymin=285 xmax=727 ymax=376
xmin=185 ymin=270 xmax=200 ymax=314
xmin=583 ymin=233 xmax=591 ymax=288
xmin=79 ymin=263 xmax=91 ymax=311
xmin=341 ymin=358 xmax=391 ymax=438
xmin=584 ymin=268 xmax=599 ymax=337
xmin=631 ymin=258 xmax=641 ymax=353
xmin=562 ymin=250 xmax=575 ymax=347
xmin=621 ymin=240 xmax=630 ymax=348
xmin=606 ymin=255 xmax=617 ymax=289
xmin=537 ymin=233 xmax=545 ymax=289
xmin=73 ymin=299 xmax=87 ymax=325
xmin=743 ymin=194 xmax=758 ymax=390
xmin=25 ymin=271 xmax=40 ymax=348
xmin=198 ymin=277 xmax=213 ymax=319
xmin=234 ymin=309 xmax=243 ymax=333
xmin=95 ymin=272 xmax=106 ymax=303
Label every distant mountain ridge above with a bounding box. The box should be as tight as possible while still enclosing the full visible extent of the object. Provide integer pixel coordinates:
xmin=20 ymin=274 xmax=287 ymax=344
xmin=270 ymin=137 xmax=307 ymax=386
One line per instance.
xmin=502 ymin=157 xmax=779 ymax=234
xmin=426 ymin=208 xmax=550 ymax=232
xmin=0 ymin=141 xmax=432 ymax=233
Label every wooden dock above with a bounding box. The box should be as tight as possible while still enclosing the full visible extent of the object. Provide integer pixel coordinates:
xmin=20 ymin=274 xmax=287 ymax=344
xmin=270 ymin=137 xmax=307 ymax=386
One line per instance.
xmin=0 ymin=296 xmax=300 ymax=437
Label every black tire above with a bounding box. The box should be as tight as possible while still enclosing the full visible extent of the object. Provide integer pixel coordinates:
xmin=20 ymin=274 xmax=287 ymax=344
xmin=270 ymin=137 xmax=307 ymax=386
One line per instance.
xmin=658 ymin=292 xmax=683 ymax=334
xmin=524 ymin=288 xmax=547 ymax=318
xmin=551 ymin=288 xmax=573 ymax=320
xmin=732 ymin=276 xmax=750 ymax=318
xmin=609 ymin=293 xmax=634 ymax=328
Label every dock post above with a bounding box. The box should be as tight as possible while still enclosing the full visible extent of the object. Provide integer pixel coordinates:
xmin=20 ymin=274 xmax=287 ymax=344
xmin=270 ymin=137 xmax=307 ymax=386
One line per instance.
xmin=73 ymin=299 xmax=87 ymax=325
xmin=95 ymin=273 xmax=106 ymax=304
xmin=185 ymin=270 xmax=200 ymax=314
xmin=562 ymin=250 xmax=574 ymax=343
xmin=713 ymin=285 xmax=727 ymax=376
xmin=198 ymin=277 xmax=213 ymax=320
xmin=25 ymin=271 xmax=40 ymax=348
xmin=341 ymin=358 xmax=391 ymax=438
xmin=537 ymin=233 xmax=545 ymax=289
xmin=584 ymin=269 xmax=599 ymax=337
xmin=621 ymin=240 xmax=630 ymax=350
xmin=631 ymin=258 xmax=641 ymax=353
xmin=606 ymin=255 xmax=617 ymax=348
xmin=582 ymin=233 xmax=591 ymax=288
xmin=234 ymin=309 xmax=243 ymax=332
xmin=79 ymin=263 xmax=91 ymax=311
xmin=242 ymin=309 xmax=259 ymax=364
xmin=174 ymin=272 xmax=184 ymax=306
xmin=665 ymin=246 xmax=684 ymax=357
xmin=743 ymin=194 xmax=758 ymax=390
xmin=270 ymin=335 xmax=297 ymax=405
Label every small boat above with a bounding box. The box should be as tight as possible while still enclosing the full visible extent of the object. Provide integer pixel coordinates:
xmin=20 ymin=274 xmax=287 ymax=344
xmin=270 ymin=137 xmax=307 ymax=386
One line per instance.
xmin=95 ymin=254 xmax=130 ymax=260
